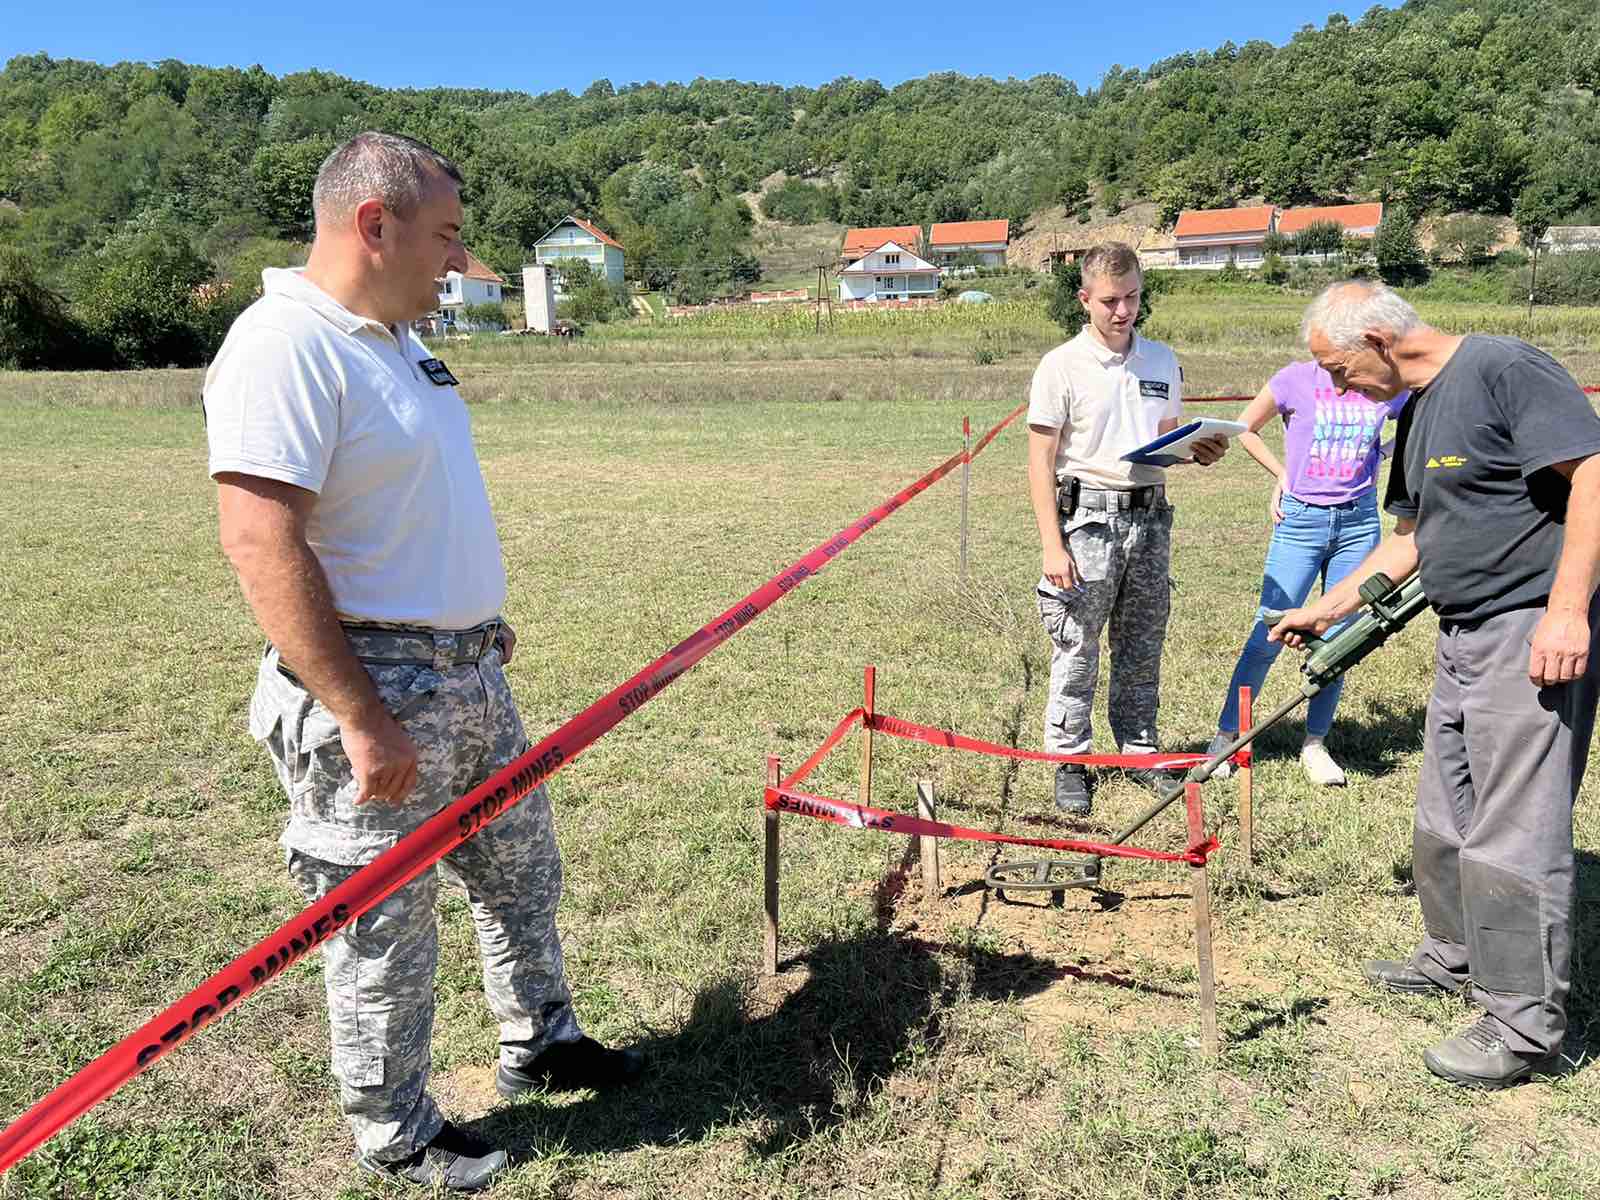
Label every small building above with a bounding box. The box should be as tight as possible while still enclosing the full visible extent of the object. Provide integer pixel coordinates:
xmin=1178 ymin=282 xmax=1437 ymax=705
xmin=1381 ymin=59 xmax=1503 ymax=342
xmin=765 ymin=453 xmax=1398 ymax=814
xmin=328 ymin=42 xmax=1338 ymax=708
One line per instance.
xmin=435 ymin=250 xmax=505 ymax=328
xmin=836 ymin=241 xmax=939 ymax=302
xmin=928 ymin=218 xmax=1009 ymax=268
xmin=1278 ymin=202 xmax=1384 ymax=241
xmin=1540 ymin=226 xmax=1600 ymax=255
xmin=841 ymin=224 xmax=922 ymax=265
xmin=1172 ymin=204 xmax=1278 ymax=268
xmin=532 ymin=215 xmax=625 ymax=296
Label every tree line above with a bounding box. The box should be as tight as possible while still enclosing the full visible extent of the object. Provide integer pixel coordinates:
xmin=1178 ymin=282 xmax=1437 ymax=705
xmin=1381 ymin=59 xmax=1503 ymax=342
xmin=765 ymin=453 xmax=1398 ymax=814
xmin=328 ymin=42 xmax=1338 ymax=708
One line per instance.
xmin=1 ymin=0 xmax=1598 ymax=367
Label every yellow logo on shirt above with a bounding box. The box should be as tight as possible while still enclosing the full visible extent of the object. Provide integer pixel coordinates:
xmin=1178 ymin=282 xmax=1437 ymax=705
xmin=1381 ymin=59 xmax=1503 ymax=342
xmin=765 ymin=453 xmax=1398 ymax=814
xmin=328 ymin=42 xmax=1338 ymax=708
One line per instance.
xmin=1425 ymin=455 xmax=1468 ymax=469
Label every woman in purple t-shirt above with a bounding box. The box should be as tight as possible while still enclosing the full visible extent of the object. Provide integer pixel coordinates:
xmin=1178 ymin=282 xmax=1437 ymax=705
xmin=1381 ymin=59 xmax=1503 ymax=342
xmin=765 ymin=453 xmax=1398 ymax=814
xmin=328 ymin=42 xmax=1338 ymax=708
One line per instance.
xmin=1211 ymin=361 xmax=1408 ymax=785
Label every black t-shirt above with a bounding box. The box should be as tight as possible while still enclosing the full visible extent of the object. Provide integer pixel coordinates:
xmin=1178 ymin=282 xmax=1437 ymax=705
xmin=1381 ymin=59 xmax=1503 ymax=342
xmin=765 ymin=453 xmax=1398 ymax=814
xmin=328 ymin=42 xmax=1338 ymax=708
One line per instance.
xmin=1385 ymin=335 xmax=1600 ymax=623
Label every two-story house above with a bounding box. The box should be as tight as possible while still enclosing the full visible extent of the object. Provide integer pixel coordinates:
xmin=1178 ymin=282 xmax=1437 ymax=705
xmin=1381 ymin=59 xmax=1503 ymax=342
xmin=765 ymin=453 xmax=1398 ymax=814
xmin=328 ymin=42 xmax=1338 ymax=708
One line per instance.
xmin=928 ymin=219 xmax=1009 ymax=268
xmin=836 ymin=241 xmax=939 ymax=302
xmin=841 ymin=225 xmax=923 ymax=266
xmin=532 ymin=215 xmax=625 ymax=296
xmin=1173 ymin=205 xmax=1278 ymax=268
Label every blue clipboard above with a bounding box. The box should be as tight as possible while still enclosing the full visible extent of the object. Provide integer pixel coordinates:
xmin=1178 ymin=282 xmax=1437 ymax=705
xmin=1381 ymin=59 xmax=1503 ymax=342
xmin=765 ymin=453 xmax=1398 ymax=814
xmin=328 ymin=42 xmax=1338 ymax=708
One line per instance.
xmin=1121 ymin=418 xmax=1248 ymax=466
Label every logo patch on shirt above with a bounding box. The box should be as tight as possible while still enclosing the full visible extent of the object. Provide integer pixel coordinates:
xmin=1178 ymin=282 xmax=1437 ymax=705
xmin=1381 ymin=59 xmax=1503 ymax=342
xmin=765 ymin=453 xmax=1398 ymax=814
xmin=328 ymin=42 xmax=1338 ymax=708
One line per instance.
xmin=1139 ymin=379 xmax=1170 ymax=400
xmin=1425 ymin=455 xmax=1468 ymax=469
xmin=418 ymin=357 xmax=459 ymax=387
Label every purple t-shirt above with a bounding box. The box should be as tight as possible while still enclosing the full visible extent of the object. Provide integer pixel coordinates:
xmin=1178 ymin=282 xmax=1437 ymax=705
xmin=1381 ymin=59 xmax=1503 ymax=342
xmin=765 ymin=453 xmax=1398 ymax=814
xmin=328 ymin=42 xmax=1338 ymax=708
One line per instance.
xmin=1272 ymin=360 xmax=1408 ymax=504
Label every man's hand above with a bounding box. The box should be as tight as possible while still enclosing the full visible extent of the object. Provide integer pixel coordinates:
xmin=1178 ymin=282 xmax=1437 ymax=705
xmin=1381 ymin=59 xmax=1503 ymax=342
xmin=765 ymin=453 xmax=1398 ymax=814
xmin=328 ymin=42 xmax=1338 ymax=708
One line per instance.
xmin=1529 ymin=608 xmax=1591 ymax=687
xmin=1043 ymin=545 xmax=1081 ymax=592
xmin=1267 ymin=606 xmax=1333 ymax=649
xmin=497 ymin=621 xmax=517 ymax=666
xmin=1190 ymin=435 xmax=1229 ymax=466
xmin=345 ymin=706 xmax=420 ymax=806
xmin=1269 ymin=478 xmax=1287 ymax=525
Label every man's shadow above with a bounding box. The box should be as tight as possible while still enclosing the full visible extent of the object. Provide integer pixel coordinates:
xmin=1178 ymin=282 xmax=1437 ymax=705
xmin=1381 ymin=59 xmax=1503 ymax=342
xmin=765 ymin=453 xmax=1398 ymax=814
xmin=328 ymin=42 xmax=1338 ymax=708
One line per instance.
xmin=1562 ymin=850 xmax=1600 ymax=1051
xmin=473 ymin=931 xmax=1058 ymax=1159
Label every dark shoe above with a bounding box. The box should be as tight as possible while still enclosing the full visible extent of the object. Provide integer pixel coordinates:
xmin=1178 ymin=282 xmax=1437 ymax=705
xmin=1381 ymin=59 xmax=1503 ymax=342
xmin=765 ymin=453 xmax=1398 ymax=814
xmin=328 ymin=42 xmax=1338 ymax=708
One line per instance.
xmin=1054 ymin=765 xmax=1091 ymax=816
xmin=1423 ymin=1014 xmax=1559 ymax=1090
xmin=496 ymin=1036 xmax=646 ymax=1097
xmin=360 ymin=1121 xmax=508 ymax=1192
xmin=1125 ymin=766 xmax=1181 ymax=797
xmin=1361 ymin=958 xmax=1463 ymax=996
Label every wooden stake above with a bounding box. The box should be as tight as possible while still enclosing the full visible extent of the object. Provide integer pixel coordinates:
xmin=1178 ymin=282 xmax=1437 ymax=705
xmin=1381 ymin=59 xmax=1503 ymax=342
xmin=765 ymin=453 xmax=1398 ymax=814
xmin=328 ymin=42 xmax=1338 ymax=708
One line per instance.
xmin=859 ymin=665 xmax=876 ymax=813
xmin=1185 ymin=781 xmax=1219 ymax=1057
xmin=764 ymin=754 xmax=780 ymax=976
xmin=1238 ymin=685 xmax=1254 ymax=864
xmin=915 ymin=779 xmax=941 ymax=897
xmin=959 ymin=416 xmax=971 ymax=581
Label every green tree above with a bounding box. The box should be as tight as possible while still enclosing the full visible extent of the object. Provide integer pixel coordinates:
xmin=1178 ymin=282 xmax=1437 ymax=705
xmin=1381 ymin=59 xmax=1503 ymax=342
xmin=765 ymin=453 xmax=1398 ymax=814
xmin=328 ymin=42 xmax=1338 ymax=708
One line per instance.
xmin=72 ymin=211 xmax=215 ymax=367
xmin=1291 ymin=220 xmax=1345 ymax=257
xmin=1430 ymin=214 xmax=1500 ymax=264
xmin=1373 ymin=205 xmax=1426 ymax=285
xmin=0 ymin=246 xmax=91 ymax=368
xmin=250 ymin=137 xmax=332 ymax=237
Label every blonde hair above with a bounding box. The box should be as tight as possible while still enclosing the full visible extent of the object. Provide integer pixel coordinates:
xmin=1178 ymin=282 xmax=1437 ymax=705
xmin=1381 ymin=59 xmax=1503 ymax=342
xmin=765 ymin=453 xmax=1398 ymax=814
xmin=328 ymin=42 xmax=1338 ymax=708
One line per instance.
xmin=1079 ymin=242 xmax=1142 ymax=285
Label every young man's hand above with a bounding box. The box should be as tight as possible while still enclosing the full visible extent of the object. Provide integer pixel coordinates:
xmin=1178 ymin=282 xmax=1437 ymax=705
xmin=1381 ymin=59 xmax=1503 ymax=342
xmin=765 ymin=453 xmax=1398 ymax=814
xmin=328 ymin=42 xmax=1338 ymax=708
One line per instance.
xmin=1042 ymin=546 xmax=1081 ymax=591
xmin=1189 ymin=435 xmax=1229 ymax=466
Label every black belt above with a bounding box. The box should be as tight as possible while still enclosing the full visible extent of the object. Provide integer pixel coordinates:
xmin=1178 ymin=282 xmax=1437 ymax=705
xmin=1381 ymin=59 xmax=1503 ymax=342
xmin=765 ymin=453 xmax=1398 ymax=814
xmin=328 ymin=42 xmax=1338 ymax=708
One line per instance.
xmin=271 ymin=619 xmax=503 ymax=681
xmin=1058 ymin=480 xmax=1165 ymax=512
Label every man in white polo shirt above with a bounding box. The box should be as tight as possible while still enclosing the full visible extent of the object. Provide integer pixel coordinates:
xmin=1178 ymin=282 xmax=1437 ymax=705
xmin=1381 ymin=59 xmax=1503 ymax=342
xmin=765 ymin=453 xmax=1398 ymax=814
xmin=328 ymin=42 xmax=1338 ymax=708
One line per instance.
xmin=1028 ymin=242 xmax=1226 ymax=815
xmin=204 ymin=132 xmax=641 ymax=1192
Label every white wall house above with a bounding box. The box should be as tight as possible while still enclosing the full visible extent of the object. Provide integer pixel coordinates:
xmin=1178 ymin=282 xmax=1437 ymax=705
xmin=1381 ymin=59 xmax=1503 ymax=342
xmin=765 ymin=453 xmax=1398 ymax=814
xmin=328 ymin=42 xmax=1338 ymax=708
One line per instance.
xmin=532 ymin=215 xmax=625 ymax=296
xmin=928 ymin=218 xmax=1009 ymax=267
xmin=837 ymin=241 xmax=939 ymax=302
xmin=1541 ymin=226 xmax=1600 ymax=255
xmin=435 ymin=250 xmax=505 ymax=328
xmin=1173 ymin=205 xmax=1278 ymax=268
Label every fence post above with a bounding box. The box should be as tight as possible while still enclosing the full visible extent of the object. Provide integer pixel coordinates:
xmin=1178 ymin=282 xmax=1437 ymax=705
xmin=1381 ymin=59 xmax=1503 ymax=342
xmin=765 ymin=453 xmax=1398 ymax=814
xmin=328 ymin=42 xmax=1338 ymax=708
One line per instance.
xmin=959 ymin=416 xmax=971 ymax=581
xmin=1186 ymin=781 xmax=1220 ymax=1057
xmin=1238 ymin=686 xmax=1253 ymax=864
xmin=764 ymin=755 xmax=780 ymax=976
xmin=859 ymin=665 xmax=876 ymax=812
xmin=916 ymin=779 xmax=941 ymax=897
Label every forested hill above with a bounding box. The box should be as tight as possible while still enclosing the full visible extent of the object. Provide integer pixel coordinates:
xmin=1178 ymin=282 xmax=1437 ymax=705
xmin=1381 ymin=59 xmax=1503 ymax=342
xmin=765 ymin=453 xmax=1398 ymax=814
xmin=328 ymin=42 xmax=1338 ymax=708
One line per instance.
xmin=1 ymin=0 xmax=1597 ymax=297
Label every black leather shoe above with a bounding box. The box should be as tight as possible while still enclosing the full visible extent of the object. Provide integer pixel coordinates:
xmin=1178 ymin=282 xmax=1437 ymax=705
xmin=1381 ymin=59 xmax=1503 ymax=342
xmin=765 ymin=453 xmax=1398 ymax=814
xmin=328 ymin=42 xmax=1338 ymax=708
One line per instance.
xmin=1424 ymin=1014 xmax=1559 ymax=1090
xmin=1361 ymin=958 xmax=1462 ymax=996
xmin=1124 ymin=766 xmax=1180 ymax=797
xmin=496 ymin=1036 xmax=646 ymax=1097
xmin=361 ymin=1121 xmax=508 ymax=1192
xmin=1054 ymin=765 xmax=1090 ymax=816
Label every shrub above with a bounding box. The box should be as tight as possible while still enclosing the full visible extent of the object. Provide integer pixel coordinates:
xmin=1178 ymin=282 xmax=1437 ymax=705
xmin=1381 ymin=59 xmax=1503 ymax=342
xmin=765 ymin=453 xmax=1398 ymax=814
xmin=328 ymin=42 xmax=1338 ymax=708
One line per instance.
xmin=1431 ymin=214 xmax=1500 ymax=265
xmin=1261 ymin=252 xmax=1288 ymax=285
xmin=72 ymin=212 xmax=214 ymax=368
xmin=1292 ymin=220 xmax=1345 ymax=257
xmin=0 ymin=246 xmax=94 ymax=369
xmin=759 ymin=178 xmax=840 ymax=224
xmin=1374 ymin=206 xmax=1427 ymax=285
xmin=555 ymin=258 xmax=630 ymax=324
xmin=462 ymin=301 xmax=506 ymax=330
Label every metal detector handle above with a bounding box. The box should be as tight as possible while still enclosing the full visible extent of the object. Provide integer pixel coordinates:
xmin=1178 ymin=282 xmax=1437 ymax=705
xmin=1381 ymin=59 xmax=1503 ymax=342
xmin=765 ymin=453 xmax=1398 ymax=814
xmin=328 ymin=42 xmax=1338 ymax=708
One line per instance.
xmin=1260 ymin=608 xmax=1325 ymax=651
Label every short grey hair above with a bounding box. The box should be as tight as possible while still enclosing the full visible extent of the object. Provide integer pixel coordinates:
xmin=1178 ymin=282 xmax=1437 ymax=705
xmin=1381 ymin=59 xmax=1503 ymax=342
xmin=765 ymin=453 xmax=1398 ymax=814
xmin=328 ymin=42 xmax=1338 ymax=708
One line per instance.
xmin=312 ymin=132 xmax=463 ymax=227
xmin=1300 ymin=281 xmax=1423 ymax=349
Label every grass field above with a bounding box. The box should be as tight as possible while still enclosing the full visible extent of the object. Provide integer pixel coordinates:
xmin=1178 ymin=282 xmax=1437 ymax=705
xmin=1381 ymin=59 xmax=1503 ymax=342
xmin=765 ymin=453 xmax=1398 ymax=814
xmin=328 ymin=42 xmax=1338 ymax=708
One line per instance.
xmin=3 ymin=294 xmax=1600 ymax=1199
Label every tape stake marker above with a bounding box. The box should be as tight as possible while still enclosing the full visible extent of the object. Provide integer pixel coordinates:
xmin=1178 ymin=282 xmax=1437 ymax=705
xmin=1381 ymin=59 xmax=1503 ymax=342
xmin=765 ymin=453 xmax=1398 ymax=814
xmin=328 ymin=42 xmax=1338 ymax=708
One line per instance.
xmin=0 ymin=403 xmax=1029 ymax=1174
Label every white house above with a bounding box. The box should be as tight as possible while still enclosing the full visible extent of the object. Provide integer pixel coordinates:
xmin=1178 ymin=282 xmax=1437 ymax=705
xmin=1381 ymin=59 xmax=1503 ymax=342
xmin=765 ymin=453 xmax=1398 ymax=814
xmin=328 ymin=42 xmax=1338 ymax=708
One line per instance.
xmin=1173 ymin=204 xmax=1278 ymax=268
xmin=928 ymin=218 xmax=1009 ymax=268
xmin=435 ymin=250 xmax=505 ymax=328
xmin=837 ymin=241 xmax=939 ymax=302
xmin=532 ymin=215 xmax=625 ymax=296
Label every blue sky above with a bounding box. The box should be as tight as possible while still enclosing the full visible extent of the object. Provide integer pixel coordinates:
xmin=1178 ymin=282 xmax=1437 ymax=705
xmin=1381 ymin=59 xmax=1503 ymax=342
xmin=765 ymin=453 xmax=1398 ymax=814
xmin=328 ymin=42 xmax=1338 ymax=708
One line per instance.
xmin=3 ymin=2 xmax=1369 ymax=94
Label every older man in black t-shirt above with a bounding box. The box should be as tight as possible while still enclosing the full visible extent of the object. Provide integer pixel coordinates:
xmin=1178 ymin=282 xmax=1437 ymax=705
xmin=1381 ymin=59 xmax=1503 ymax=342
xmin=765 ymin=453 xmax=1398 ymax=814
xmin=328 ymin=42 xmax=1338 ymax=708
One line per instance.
xmin=1272 ymin=281 xmax=1600 ymax=1090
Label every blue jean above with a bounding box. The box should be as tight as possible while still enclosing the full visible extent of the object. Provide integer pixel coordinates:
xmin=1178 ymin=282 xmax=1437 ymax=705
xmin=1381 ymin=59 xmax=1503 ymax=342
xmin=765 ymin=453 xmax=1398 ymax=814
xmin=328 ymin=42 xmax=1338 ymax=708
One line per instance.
xmin=1217 ymin=491 xmax=1382 ymax=738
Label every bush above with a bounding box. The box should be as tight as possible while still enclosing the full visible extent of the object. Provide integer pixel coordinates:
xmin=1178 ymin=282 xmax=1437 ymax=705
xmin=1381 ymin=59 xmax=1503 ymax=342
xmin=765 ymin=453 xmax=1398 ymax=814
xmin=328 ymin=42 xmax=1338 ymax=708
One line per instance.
xmin=554 ymin=258 xmax=629 ymax=324
xmin=1374 ymin=206 xmax=1427 ymax=285
xmin=759 ymin=178 xmax=840 ymax=224
xmin=1526 ymin=250 xmax=1600 ymax=305
xmin=1292 ymin=220 xmax=1345 ymax=257
xmin=462 ymin=301 xmax=506 ymax=330
xmin=0 ymin=247 xmax=94 ymax=369
xmin=72 ymin=212 xmax=215 ymax=368
xmin=1261 ymin=252 xmax=1288 ymax=285
xmin=1430 ymin=214 xmax=1500 ymax=265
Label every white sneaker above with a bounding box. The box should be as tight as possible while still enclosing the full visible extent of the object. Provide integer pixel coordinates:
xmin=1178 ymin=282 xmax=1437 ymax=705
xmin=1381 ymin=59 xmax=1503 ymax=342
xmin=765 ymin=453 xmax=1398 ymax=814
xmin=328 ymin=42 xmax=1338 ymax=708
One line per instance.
xmin=1207 ymin=732 xmax=1234 ymax=780
xmin=1300 ymin=741 xmax=1347 ymax=787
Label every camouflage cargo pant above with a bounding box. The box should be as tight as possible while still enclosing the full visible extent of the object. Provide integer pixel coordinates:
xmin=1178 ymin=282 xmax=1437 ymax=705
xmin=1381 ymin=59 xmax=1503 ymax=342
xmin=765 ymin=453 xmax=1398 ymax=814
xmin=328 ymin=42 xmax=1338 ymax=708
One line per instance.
xmin=249 ymin=624 xmax=582 ymax=1164
xmin=1036 ymin=503 xmax=1173 ymax=756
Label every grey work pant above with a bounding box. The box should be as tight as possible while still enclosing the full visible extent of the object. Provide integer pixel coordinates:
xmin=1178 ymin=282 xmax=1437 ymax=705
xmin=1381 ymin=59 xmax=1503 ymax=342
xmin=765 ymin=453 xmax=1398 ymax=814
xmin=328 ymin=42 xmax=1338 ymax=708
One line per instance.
xmin=1037 ymin=504 xmax=1173 ymax=756
xmin=1410 ymin=598 xmax=1600 ymax=1055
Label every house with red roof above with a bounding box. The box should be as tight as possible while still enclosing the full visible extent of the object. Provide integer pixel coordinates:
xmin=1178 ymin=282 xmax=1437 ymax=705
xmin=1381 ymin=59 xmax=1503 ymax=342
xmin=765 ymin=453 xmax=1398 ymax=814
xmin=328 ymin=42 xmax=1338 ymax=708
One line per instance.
xmin=532 ymin=214 xmax=626 ymax=295
xmin=1173 ymin=205 xmax=1279 ymax=268
xmin=435 ymin=249 xmax=506 ymax=328
xmin=1278 ymin=202 xmax=1384 ymax=240
xmin=841 ymin=224 xmax=923 ymax=265
xmin=837 ymin=241 xmax=939 ymax=302
xmin=928 ymin=219 xmax=1009 ymax=268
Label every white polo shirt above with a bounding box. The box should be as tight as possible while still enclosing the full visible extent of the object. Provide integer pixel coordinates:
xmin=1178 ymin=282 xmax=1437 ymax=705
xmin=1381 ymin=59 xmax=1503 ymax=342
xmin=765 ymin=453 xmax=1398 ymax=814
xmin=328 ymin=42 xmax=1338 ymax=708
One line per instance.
xmin=204 ymin=268 xmax=506 ymax=630
xmin=1027 ymin=328 xmax=1184 ymax=489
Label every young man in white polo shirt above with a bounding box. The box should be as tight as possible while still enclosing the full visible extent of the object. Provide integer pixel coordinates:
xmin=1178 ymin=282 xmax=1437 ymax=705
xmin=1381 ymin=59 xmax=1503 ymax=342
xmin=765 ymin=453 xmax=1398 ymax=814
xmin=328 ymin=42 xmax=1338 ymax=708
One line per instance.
xmin=205 ymin=133 xmax=642 ymax=1192
xmin=1027 ymin=242 xmax=1226 ymax=814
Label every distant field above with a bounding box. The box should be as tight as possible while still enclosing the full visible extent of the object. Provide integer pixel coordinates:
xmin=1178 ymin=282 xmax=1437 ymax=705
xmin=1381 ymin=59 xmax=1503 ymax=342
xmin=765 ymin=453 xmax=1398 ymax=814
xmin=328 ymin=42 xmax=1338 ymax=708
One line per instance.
xmin=3 ymin=330 xmax=1600 ymax=1200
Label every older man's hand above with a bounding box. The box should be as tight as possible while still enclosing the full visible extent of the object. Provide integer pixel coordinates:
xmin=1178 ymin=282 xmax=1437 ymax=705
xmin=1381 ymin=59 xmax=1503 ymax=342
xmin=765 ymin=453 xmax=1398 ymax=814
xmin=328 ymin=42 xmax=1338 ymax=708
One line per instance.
xmin=1529 ymin=608 xmax=1591 ymax=687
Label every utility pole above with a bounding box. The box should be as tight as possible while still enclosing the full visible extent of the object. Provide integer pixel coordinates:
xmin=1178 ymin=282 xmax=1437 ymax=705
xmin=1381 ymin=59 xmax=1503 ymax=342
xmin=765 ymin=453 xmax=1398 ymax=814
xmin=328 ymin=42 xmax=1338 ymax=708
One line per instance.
xmin=1527 ymin=239 xmax=1539 ymax=323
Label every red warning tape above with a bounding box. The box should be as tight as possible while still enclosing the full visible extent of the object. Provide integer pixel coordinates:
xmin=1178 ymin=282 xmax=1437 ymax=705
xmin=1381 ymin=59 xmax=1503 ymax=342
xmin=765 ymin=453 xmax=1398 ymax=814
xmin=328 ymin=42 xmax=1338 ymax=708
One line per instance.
xmin=0 ymin=406 xmax=1028 ymax=1174
xmin=765 ymin=786 xmax=1218 ymax=865
xmin=868 ymin=713 xmax=1228 ymax=770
